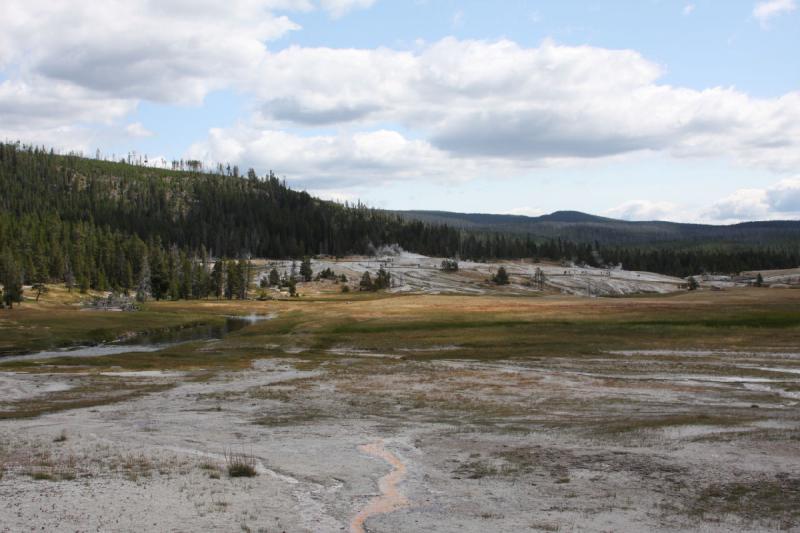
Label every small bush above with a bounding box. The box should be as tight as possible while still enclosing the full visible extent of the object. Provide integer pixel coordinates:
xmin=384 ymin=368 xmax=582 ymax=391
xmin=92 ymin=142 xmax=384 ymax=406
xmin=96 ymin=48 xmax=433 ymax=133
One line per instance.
xmin=53 ymin=430 xmax=67 ymax=443
xmin=492 ymin=267 xmax=510 ymax=285
xmin=225 ymin=450 xmax=257 ymax=478
xmin=441 ymin=259 xmax=459 ymax=272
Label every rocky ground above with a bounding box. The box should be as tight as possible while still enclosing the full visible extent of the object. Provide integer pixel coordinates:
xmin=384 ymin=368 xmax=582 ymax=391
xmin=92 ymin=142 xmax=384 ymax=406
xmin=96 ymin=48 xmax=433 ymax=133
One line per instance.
xmin=256 ymin=254 xmax=686 ymax=297
xmin=2 ymin=345 xmax=799 ymax=532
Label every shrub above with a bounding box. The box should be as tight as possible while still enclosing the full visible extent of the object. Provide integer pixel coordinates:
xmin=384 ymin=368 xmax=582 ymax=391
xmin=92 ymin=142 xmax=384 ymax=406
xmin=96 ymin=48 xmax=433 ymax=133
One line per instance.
xmin=225 ymin=450 xmax=257 ymax=478
xmin=441 ymin=259 xmax=459 ymax=272
xmin=492 ymin=267 xmax=510 ymax=285
xmin=359 ymin=271 xmax=374 ymax=291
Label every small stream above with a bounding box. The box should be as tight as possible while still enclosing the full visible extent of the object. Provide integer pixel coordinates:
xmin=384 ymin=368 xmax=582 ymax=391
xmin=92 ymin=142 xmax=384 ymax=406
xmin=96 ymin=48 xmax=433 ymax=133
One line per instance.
xmin=0 ymin=313 xmax=275 ymax=363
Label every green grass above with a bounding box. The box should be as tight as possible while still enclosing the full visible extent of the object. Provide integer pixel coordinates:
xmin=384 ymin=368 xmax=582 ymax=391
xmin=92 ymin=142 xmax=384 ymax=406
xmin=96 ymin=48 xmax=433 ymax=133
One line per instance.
xmin=2 ymin=288 xmax=799 ymax=375
xmin=597 ymin=413 xmax=755 ymax=436
xmin=691 ymin=475 xmax=800 ymax=527
xmin=0 ymin=305 xmax=225 ymax=356
xmin=0 ymin=380 xmax=175 ymax=419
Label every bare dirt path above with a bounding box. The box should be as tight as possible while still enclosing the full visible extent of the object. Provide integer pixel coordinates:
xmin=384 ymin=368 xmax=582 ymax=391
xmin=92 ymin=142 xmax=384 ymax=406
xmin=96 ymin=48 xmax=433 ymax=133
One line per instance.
xmin=350 ymin=439 xmax=409 ymax=533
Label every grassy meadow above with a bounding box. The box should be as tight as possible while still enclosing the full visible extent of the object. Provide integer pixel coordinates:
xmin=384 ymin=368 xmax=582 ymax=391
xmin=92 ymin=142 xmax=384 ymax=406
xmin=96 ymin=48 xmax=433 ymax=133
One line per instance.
xmin=2 ymin=285 xmax=799 ymax=374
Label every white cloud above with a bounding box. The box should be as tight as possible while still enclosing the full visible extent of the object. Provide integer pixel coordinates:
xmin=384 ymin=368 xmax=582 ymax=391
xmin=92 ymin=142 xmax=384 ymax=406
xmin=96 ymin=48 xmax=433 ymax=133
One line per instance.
xmin=125 ymin=122 xmax=154 ymax=138
xmin=248 ymin=38 xmax=800 ymax=173
xmin=753 ymin=0 xmax=796 ymax=27
xmin=0 ymin=78 xmax=134 ymax=150
xmin=307 ymin=188 xmax=359 ymax=203
xmin=0 ymin=0 xmax=376 ymax=147
xmin=705 ymin=177 xmax=800 ymax=221
xmin=505 ymin=207 xmax=546 ymax=217
xmin=186 ymin=127 xmax=499 ymax=188
xmin=185 ymin=123 xmax=542 ymax=192
xmin=765 ymin=177 xmax=800 ymax=212
xmin=604 ymin=200 xmax=681 ymax=221
xmin=705 ymin=189 xmax=771 ymax=221
xmin=0 ymin=0 xmax=303 ymax=105
xmin=319 ymin=0 xmax=376 ymax=18
xmin=683 ymin=4 xmax=696 ymax=15
xmin=1 ymin=2 xmax=798 ymax=203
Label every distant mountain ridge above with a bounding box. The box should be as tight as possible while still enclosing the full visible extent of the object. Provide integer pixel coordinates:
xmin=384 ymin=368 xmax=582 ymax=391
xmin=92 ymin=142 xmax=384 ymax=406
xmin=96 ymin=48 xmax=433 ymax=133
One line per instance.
xmin=394 ymin=210 xmax=800 ymax=247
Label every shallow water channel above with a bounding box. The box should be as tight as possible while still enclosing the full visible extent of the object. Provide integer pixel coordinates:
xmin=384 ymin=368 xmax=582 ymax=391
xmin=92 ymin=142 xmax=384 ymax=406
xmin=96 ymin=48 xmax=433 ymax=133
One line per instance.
xmin=1 ymin=314 xmax=274 ymax=363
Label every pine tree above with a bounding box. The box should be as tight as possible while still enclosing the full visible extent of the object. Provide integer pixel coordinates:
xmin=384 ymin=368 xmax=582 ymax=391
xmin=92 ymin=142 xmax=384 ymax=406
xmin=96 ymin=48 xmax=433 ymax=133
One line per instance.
xmin=210 ymin=260 xmax=224 ymax=299
xmin=167 ymin=248 xmax=180 ymax=300
xmin=78 ymin=275 xmax=90 ymax=294
xmin=1 ymin=250 xmax=24 ymax=308
xmin=359 ymin=271 xmax=374 ymax=291
xmin=192 ymin=261 xmax=210 ymax=299
xmin=375 ymin=266 xmax=391 ymax=289
xmin=180 ymin=253 xmax=193 ymax=300
xmin=122 ymin=260 xmax=134 ymax=296
xmin=239 ymin=259 xmax=253 ymax=300
xmin=136 ymin=254 xmax=152 ymax=302
xmin=225 ymin=260 xmax=241 ymax=300
xmin=32 ymin=283 xmax=48 ymax=302
xmin=149 ymin=250 xmax=169 ymax=301
xmin=238 ymin=258 xmax=251 ymax=299
xmin=300 ymin=256 xmax=313 ymax=282
xmin=64 ymin=260 xmax=75 ymax=293
xmin=268 ymin=267 xmax=280 ymax=286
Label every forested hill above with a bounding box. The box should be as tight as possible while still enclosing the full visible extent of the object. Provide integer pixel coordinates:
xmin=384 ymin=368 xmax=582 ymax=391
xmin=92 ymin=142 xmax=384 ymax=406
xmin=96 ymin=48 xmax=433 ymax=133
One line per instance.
xmin=0 ymin=143 xmax=459 ymax=259
xmin=0 ymin=142 xmax=468 ymax=293
xmin=0 ymin=142 xmax=798 ymax=299
xmin=396 ymin=210 xmax=800 ymax=247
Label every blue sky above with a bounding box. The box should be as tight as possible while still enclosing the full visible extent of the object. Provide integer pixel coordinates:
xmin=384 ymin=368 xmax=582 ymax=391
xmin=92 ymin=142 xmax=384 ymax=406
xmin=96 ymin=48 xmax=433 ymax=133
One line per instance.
xmin=1 ymin=0 xmax=798 ymax=222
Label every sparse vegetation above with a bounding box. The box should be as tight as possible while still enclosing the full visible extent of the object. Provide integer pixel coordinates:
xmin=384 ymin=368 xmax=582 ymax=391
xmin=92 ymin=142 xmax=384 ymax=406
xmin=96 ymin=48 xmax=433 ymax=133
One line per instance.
xmin=225 ymin=450 xmax=257 ymax=478
xmin=441 ymin=259 xmax=459 ymax=272
xmin=316 ymin=267 xmax=337 ymax=280
xmin=492 ymin=267 xmax=509 ymax=285
xmin=0 ymin=283 xmax=799 ymax=531
xmin=359 ymin=267 xmax=391 ymax=291
xmin=690 ymin=476 xmax=800 ymax=527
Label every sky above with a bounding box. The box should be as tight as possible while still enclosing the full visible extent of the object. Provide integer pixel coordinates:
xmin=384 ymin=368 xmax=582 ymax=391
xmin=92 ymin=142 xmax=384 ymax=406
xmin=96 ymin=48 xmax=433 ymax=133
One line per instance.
xmin=1 ymin=0 xmax=799 ymax=223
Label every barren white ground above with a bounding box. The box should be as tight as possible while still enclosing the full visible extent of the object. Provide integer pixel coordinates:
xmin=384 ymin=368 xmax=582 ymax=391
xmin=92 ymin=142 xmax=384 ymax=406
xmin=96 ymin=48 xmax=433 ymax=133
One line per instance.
xmin=2 ymin=346 xmax=799 ymax=532
xmin=259 ymin=253 xmax=688 ymax=297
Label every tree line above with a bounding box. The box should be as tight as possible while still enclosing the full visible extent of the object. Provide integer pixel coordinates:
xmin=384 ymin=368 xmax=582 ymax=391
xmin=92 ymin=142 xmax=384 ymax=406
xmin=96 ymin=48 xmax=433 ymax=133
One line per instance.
xmin=1 ymin=142 xmax=798 ymax=306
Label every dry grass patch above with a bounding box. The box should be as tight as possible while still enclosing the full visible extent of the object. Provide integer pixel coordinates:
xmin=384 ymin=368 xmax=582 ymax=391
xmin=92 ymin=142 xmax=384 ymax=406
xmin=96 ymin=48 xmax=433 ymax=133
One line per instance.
xmin=596 ymin=413 xmax=756 ymax=436
xmin=0 ymin=377 xmax=175 ymax=419
xmin=690 ymin=475 xmax=800 ymax=529
xmin=225 ymin=450 xmax=258 ymax=477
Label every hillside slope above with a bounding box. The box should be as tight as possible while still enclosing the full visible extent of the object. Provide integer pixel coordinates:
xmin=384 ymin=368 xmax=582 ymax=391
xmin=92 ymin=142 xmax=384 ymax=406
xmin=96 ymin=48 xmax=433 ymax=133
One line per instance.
xmin=396 ymin=210 xmax=800 ymax=247
xmin=0 ymin=142 xmax=798 ymax=298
